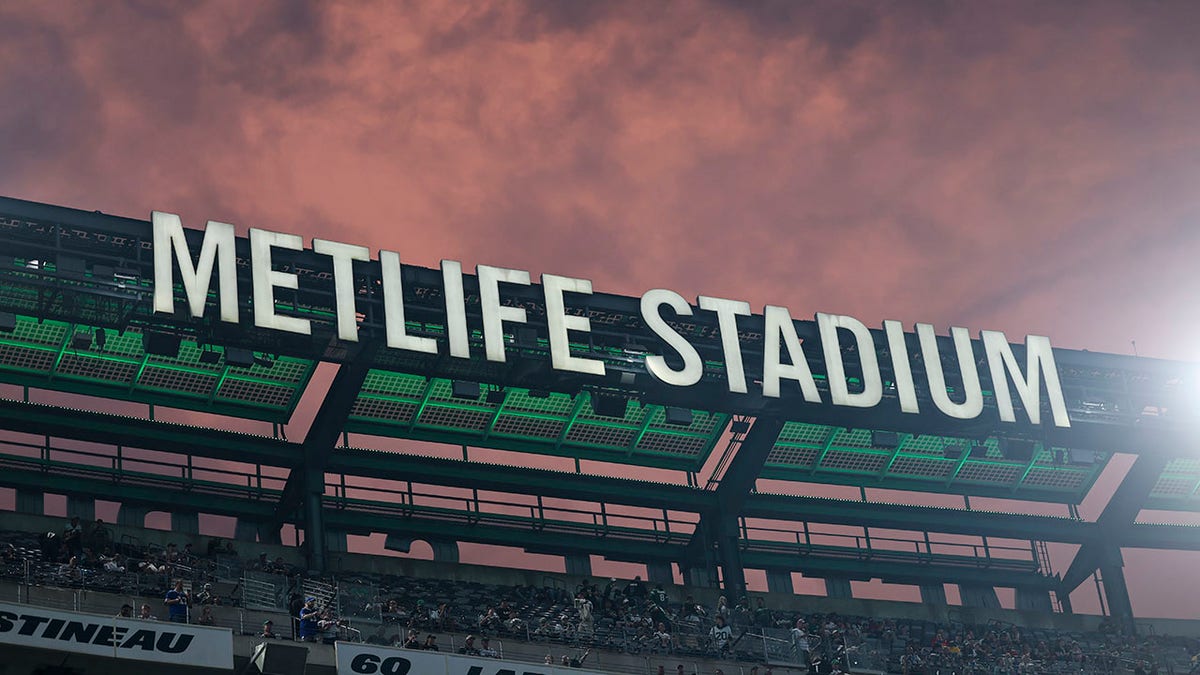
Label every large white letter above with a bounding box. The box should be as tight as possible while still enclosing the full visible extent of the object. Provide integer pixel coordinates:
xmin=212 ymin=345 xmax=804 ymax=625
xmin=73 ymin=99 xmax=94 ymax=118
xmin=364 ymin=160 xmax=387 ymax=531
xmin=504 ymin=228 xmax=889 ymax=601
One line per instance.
xmin=817 ymin=313 xmax=883 ymax=408
xmin=762 ymin=305 xmax=820 ymax=401
xmin=477 ymin=264 xmax=531 ymax=362
xmin=441 ymin=260 xmax=470 ymax=358
xmin=883 ymin=320 xmax=920 ymax=414
xmin=380 ymin=251 xmax=437 ymax=354
xmin=542 ymin=274 xmax=605 ymax=376
xmin=250 ymin=228 xmax=310 ymax=335
xmin=917 ymin=324 xmax=983 ymax=420
xmin=313 ymin=238 xmax=369 ymax=341
xmin=982 ymin=331 xmax=1070 ymax=428
xmin=152 ymin=212 xmax=238 ymax=322
xmin=698 ymin=296 xmax=751 ymax=394
xmin=641 ymin=289 xmax=703 ymax=387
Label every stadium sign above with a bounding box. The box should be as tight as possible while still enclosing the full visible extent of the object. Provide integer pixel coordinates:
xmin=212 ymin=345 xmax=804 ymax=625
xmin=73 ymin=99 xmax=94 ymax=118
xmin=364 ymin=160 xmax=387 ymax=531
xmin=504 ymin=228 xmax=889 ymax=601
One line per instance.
xmin=336 ymin=642 xmax=608 ymax=675
xmin=0 ymin=601 xmax=234 ymax=669
xmin=153 ymin=213 xmax=1070 ymax=428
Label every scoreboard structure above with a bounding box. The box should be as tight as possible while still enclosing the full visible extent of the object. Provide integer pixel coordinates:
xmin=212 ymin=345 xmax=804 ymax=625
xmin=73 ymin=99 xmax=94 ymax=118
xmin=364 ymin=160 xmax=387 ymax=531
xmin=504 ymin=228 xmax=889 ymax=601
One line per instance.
xmin=0 ymin=194 xmax=1198 ymax=632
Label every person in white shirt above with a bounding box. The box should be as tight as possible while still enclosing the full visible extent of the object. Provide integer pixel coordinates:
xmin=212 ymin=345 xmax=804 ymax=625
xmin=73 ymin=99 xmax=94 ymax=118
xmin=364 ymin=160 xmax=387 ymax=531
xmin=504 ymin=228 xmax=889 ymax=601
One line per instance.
xmin=709 ymin=615 xmax=732 ymax=655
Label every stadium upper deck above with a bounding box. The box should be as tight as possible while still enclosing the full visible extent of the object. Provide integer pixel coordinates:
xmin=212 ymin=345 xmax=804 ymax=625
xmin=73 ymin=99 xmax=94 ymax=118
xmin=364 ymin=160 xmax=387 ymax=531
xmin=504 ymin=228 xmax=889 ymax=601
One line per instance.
xmin=0 ymin=194 xmax=1198 ymax=633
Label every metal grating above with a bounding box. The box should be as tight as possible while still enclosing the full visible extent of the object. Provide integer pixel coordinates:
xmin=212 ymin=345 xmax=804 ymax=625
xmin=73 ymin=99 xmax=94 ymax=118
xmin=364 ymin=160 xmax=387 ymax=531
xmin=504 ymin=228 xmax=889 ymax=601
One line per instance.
xmin=0 ymin=314 xmax=315 ymax=423
xmin=346 ymin=370 xmax=728 ymax=470
xmin=762 ymin=421 xmax=1112 ymax=503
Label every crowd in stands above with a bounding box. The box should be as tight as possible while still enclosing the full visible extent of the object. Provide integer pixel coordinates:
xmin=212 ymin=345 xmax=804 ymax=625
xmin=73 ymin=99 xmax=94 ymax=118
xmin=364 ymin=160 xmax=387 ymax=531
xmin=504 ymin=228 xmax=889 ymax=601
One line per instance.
xmin=2 ymin=517 xmax=1199 ymax=674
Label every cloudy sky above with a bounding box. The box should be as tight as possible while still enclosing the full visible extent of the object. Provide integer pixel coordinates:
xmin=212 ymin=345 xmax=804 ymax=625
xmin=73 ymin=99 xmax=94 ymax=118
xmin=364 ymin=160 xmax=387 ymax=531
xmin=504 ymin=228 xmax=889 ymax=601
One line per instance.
xmin=3 ymin=1 xmax=1200 ymax=617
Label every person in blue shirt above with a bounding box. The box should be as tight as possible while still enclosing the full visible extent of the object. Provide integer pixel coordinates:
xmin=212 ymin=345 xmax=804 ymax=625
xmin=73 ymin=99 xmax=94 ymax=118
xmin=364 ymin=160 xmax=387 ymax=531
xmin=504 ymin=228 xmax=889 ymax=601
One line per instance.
xmin=164 ymin=579 xmax=189 ymax=623
xmin=298 ymin=597 xmax=320 ymax=641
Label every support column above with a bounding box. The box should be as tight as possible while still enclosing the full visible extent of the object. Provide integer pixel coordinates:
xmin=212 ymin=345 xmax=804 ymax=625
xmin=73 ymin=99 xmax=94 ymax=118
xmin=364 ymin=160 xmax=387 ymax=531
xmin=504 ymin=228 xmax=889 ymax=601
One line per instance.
xmin=1016 ymin=587 xmax=1053 ymax=612
xmin=715 ymin=514 xmax=747 ymax=599
xmin=959 ymin=584 xmax=1001 ymax=609
xmin=824 ymin=577 xmax=853 ymax=599
xmin=430 ymin=541 xmax=458 ymax=563
xmin=66 ymin=496 xmax=94 ymax=521
xmin=171 ymin=511 xmax=199 ymax=535
xmin=766 ymin=570 xmax=794 ymax=595
xmin=565 ymin=554 xmax=592 ymax=577
xmin=646 ymin=562 xmax=674 ymax=586
xmin=326 ymin=530 xmax=348 ymax=553
xmin=117 ymin=504 xmax=148 ymax=528
xmin=15 ymin=489 xmax=43 ymax=515
xmin=1057 ymin=593 xmax=1073 ymax=615
xmin=919 ymin=584 xmax=948 ymax=605
xmin=303 ymin=476 xmax=326 ymax=572
xmin=234 ymin=518 xmax=259 ymax=542
xmin=1099 ymin=546 xmax=1135 ymax=633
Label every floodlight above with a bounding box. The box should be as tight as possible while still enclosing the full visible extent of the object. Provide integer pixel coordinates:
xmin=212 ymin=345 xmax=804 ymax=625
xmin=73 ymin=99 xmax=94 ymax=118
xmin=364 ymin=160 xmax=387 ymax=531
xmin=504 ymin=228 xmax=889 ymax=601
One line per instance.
xmin=142 ymin=331 xmax=181 ymax=357
xmin=451 ymin=380 xmax=482 ymax=400
xmin=665 ymin=407 xmax=693 ymax=426
xmin=592 ymin=393 xmax=628 ymax=418
xmin=870 ymin=430 xmax=899 ymax=448
xmin=72 ymin=331 xmax=93 ymax=351
xmin=224 ymin=347 xmax=255 ymax=368
xmin=0 ymin=312 xmax=16 ymax=332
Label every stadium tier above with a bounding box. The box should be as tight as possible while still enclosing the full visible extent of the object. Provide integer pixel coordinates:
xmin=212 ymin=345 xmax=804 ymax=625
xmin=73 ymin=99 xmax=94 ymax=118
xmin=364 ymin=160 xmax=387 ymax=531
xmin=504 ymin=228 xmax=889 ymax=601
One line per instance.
xmin=0 ymin=194 xmax=1198 ymax=674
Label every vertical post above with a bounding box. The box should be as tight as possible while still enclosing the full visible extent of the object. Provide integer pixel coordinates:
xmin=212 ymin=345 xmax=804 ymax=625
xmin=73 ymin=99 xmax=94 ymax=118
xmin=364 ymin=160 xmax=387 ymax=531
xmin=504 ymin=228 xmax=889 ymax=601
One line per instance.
xmin=304 ymin=468 xmax=326 ymax=573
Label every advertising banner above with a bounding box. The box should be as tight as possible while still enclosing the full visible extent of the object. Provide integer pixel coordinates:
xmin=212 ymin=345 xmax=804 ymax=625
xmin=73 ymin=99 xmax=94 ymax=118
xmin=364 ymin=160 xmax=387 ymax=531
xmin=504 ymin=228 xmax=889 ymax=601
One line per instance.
xmin=0 ymin=601 xmax=234 ymax=669
xmin=336 ymin=642 xmax=609 ymax=675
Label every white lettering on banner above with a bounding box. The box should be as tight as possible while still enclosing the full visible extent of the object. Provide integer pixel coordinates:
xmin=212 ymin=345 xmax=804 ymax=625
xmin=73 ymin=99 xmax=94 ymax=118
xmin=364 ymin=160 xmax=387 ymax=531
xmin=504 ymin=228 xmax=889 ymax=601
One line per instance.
xmin=336 ymin=642 xmax=609 ymax=675
xmin=151 ymin=216 xmax=1074 ymax=428
xmin=0 ymin=601 xmax=233 ymax=669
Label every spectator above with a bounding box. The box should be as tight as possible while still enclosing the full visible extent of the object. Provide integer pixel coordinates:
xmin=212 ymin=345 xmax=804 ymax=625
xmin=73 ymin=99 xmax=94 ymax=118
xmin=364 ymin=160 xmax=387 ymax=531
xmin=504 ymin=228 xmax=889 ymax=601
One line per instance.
xmin=401 ymin=629 xmax=420 ymax=650
xmin=87 ymin=519 xmax=111 ymax=552
xmin=57 ymin=556 xmax=81 ymax=582
xmin=479 ymin=636 xmax=499 ymax=658
xmin=116 ymin=604 xmax=133 ymax=619
xmin=197 ymin=605 xmax=215 ymax=626
xmin=298 ymin=597 xmax=320 ymax=642
xmin=164 ymin=579 xmax=189 ymax=623
xmin=100 ymin=551 xmax=125 ymax=573
xmin=62 ymin=516 xmax=83 ymax=559
xmin=423 ymin=634 xmax=440 ymax=651
xmin=625 ymin=575 xmax=646 ymax=602
xmin=458 ymin=634 xmax=480 ymax=656
xmin=709 ymin=615 xmax=732 ymax=656
xmin=138 ymin=603 xmax=157 ymax=621
xmin=195 ymin=582 xmax=217 ymax=605
xmin=561 ymin=648 xmax=591 ymax=668
xmin=260 ymin=620 xmax=278 ymax=639
xmin=39 ymin=531 xmax=60 ymax=561
xmin=318 ymin=609 xmax=342 ymax=645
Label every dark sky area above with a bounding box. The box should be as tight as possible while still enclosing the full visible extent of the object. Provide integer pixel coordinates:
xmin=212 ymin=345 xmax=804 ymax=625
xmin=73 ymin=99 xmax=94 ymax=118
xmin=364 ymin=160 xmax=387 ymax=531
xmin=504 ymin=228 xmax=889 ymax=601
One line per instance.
xmin=2 ymin=1 xmax=1199 ymax=619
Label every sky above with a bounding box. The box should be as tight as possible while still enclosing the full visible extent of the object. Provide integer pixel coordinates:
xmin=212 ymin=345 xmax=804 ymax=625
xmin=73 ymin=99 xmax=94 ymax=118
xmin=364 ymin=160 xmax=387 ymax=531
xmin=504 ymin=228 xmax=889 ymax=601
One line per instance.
xmin=2 ymin=0 xmax=1200 ymax=619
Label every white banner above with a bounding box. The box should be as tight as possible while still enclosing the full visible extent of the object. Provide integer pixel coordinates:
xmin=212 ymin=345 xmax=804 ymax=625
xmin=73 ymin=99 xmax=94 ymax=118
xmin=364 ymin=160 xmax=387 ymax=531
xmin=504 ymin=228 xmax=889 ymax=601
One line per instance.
xmin=336 ymin=642 xmax=609 ymax=675
xmin=0 ymin=601 xmax=234 ymax=669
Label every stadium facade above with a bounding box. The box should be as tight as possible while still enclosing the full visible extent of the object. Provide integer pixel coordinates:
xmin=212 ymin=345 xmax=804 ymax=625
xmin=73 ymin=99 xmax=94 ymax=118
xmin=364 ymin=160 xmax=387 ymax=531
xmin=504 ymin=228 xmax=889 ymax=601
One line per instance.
xmin=0 ymin=194 xmax=1198 ymax=673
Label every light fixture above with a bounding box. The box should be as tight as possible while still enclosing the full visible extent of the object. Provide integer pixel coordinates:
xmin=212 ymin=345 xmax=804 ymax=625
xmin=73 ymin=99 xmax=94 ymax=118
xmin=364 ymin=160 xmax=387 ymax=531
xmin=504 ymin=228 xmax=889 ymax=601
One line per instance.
xmin=0 ymin=312 xmax=15 ymax=332
xmin=198 ymin=348 xmax=221 ymax=365
xmin=224 ymin=347 xmax=255 ymax=368
xmin=72 ymin=331 xmax=93 ymax=351
xmin=485 ymin=389 xmax=506 ymax=405
xmin=730 ymin=420 xmax=751 ymax=435
xmin=870 ymin=430 xmax=899 ymax=448
xmin=592 ymin=393 xmax=628 ymax=418
xmin=528 ymin=388 xmax=551 ymax=399
xmin=943 ymin=444 xmax=964 ymax=460
xmin=451 ymin=380 xmax=482 ymax=400
xmin=94 ymin=328 xmax=107 ymax=351
xmin=142 ymin=331 xmax=181 ymax=357
xmin=1001 ymin=438 xmax=1035 ymax=461
xmin=254 ymin=355 xmax=275 ymax=369
xmin=665 ymin=407 xmax=693 ymax=426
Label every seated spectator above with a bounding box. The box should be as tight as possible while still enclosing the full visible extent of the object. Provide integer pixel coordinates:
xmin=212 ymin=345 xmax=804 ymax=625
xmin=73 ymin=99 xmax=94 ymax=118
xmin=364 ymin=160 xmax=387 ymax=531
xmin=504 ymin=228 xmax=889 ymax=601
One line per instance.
xmin=260 ymin=620 xmax=278 ymax=639
xmin=195 ymin=582 xmax=219 ymax=605
xmin=652 ymin=622 xmax=675 ymax=652
xmin=318 ymin=609 xmax=342 ymax=644
xmin=251 ymin=552 xmax=269 ymax=571
xmin=58 ymin=556 xmax=81 ymax=582
xmin=116 ymin=604 xmax=134 ymax=619
xmin=478 ymin=636 xmax=499 ymax=658
xmin=561 ymin=648 xmax=591 ymax=668
xmin=197 ymin=605 xmax=215 ymax=626
xmin=458 ymin=634 xmax=480 ymax=656
xmin=100 ymin=551 xmax=126 ymax=573
xmin=423 ymin=634 xmax=440 ymax=651
xmin=401 ymin=629 xmax=420 ymax=649
xmin=138 ymin=603 xmax=157 ymax=621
